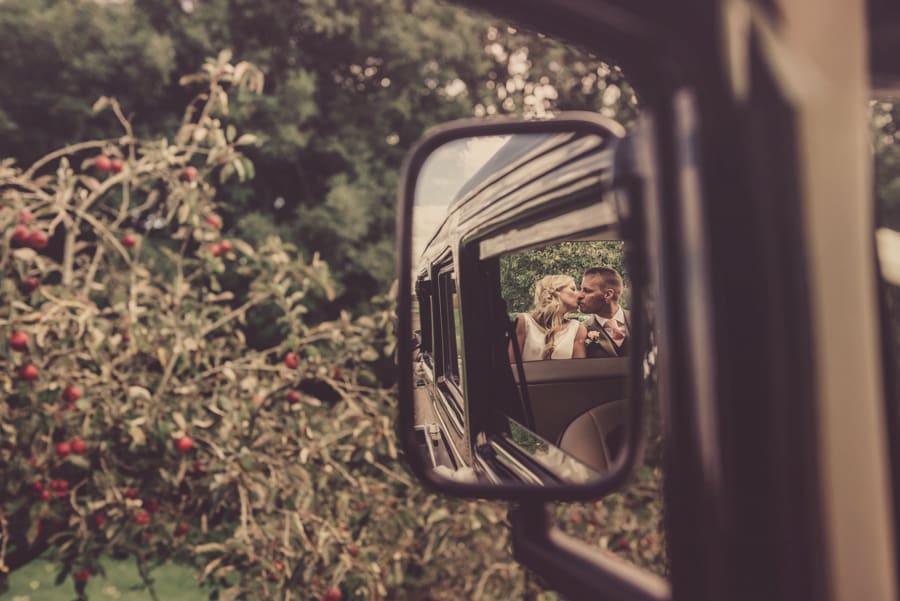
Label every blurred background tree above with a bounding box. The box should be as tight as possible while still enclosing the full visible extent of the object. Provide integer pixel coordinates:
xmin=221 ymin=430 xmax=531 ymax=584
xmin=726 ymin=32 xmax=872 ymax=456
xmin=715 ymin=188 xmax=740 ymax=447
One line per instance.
xmin=0 ymin=3 xmax=662 ymax=598
xmin=0 ymin=0 xmax=638 ymax=326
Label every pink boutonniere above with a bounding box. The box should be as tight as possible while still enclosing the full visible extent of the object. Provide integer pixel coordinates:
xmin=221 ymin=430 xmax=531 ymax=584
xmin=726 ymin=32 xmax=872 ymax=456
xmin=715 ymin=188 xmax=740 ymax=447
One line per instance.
xmin=585 ymin=330 xmax=602 ymax=346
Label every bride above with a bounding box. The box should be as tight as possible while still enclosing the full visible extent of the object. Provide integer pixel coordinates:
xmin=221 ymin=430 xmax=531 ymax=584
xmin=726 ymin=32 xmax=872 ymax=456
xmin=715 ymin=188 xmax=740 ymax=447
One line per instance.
xmin=508 ymin=274 xmax=587 ymax=361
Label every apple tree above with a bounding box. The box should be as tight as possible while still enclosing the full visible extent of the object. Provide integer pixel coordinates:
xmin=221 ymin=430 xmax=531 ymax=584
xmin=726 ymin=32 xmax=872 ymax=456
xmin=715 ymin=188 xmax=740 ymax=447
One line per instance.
xmin=0 ymin=52 xmax=414 ymax=601
xmin=0 ymin=50 xmax=666 ymax=601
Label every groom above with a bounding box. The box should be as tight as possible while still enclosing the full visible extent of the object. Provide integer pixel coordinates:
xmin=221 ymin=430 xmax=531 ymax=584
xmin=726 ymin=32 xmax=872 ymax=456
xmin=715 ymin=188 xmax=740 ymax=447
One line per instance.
xmin=578 ymin=266 xmax=630 ymax=358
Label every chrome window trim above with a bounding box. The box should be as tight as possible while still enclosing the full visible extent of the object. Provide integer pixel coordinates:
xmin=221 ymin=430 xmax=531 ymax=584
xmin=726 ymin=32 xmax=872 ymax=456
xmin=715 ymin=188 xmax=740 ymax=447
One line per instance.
xmin=490 ymin=440 xmax=544 ymax=486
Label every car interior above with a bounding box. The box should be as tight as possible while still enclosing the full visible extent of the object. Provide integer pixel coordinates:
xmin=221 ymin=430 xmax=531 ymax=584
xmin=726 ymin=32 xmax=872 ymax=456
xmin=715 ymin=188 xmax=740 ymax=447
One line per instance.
xmin=489 ymin=238 xmax=630 ymax=474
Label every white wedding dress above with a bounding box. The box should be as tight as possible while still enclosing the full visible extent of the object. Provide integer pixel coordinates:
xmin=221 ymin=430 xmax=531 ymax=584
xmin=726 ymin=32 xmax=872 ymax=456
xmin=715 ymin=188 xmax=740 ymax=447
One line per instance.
xmin=519 ymin=313 xmax=580 ymax=360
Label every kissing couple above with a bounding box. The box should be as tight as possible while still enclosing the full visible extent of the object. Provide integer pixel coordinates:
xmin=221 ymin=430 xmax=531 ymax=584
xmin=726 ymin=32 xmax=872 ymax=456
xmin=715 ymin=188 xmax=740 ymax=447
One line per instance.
xmin=508 ymin=267 xmax=630 ymax=361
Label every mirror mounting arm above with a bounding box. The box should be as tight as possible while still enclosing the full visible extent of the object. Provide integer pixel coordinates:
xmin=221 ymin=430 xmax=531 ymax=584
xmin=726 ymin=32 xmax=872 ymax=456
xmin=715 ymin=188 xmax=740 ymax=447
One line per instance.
xmin=510 ymin=502 xmax=671 ymax=601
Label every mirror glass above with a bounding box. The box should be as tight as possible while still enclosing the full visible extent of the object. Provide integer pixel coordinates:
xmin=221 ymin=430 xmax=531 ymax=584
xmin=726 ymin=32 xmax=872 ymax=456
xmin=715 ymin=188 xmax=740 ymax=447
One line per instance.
xmin=407 ymin=129 xmax=638 ymax=489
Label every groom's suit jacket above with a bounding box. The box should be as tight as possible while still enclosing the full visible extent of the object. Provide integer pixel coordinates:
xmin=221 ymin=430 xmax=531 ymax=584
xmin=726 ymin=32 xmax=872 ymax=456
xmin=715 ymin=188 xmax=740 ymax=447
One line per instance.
xmin=583 ymin=310 xmax=631 ymax=358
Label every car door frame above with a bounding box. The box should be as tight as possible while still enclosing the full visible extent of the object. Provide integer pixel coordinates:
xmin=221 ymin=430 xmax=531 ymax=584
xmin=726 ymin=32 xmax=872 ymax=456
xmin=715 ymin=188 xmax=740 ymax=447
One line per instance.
xmin=422 ymin=1 xmax=895 ymax=601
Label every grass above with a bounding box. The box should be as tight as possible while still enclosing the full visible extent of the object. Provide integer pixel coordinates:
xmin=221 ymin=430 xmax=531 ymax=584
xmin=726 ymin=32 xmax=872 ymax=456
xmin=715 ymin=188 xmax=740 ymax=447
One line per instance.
xmin=1 ymin=556 xmax=208 ymax=601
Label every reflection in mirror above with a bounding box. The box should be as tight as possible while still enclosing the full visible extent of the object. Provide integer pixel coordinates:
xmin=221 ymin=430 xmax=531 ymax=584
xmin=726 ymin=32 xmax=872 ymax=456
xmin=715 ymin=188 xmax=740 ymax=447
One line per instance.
xmin=502 ymin=241 xmax=628 ymax=362
xmin=409 ymin=128 xmax=637 ymax=488
xmin=497 ymin=417 xmax=600 ymax=483
xmin=500 ymin=240 xmax=630 ymax=474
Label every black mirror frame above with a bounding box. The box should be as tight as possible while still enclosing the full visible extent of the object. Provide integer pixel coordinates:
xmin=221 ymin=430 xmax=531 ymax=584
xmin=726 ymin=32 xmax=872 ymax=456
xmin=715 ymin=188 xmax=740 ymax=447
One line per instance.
xmin=396 ymin=112 xmax=650 ymax=502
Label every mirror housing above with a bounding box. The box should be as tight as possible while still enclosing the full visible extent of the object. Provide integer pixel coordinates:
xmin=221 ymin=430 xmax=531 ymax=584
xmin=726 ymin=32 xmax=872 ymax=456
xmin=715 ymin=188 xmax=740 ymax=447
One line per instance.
xmin=396 ymin=113 xmax=651 ymax=501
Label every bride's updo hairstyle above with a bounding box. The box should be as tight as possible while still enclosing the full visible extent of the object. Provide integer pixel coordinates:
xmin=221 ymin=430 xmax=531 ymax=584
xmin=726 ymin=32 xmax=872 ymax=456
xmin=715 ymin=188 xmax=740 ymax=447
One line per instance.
xmin=530 ymin=274 xmax=576 ymax=360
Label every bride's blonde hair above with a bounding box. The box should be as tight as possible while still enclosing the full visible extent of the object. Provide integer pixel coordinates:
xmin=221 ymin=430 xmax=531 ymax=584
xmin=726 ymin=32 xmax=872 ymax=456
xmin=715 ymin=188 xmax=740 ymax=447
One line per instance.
xmin=530 ymin=274 xmax=575 ymax=360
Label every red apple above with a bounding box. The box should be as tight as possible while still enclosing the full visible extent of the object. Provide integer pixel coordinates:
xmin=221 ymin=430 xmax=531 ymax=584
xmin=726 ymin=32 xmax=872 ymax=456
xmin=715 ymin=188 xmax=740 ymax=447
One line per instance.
xmin=134 ymin=510 xmax=150 ymax=525
xmin=266 ymin=562 xmax=283 ymax=582
xmin=144 ymin=499 xmax=159 ymax=513
xmin=121 ymin=233 xmax=137 ymax=248
xmin=94 ymin=513 xmax=106 ymax=528
xmin=110 ymin=158 xmax=124 ymax=173
xmin=219 ymin=239 xmax=233 ymax=252
xmin=62 ymin=385 xmax=81 ymax=403
xmin=286 ymin=390 xmax=301 ymax=404
xmin=27 ymin=230 xmax=49 ymax=249
xmin=176 ymin=435 xmax=194 ymax=453
xmin=204 ymin=213 xmax=222 ymax=228
xmin=322 ymin=588 xmax=343 ymax=601
xmin=18 ymin=209 xmax=34 ymax=223
xmin=40 ymin=489 xmax=51 ymax=501
xmin=349 ymin=544 xmax=359 ymax=557
xmin=20 ymin=363 xmax=39 ymax=380
xmin=208 ymin=242 xmax=223 ymax=257
xmin=174 ymin=522 xmax=189 ymax=536
xmin=74 ymin=569 xmax=91 ymax=584
xmin=9 ymin=331 xmax=29 ymax=351
xmin=123 ymin=487 xmax=139 ymax=499
xmin=182 ymin=166 xmax=199 ymax=182
xmin=94 ymin=155 xmax=112 ymax=172
xmin=32 ymin=481 xmax=45 ymax=492
xmin=70 ymin=438 xmax=87 ymax=454
xmin=284 ymin=352 xmax=300 ymax=369
xmin=23 ymin=277 xmax=40 ymax=292
xmin=12 ymin=225 xmax=30 ymax=244
xmin=55 ymin=442 xmax=72 ymax=458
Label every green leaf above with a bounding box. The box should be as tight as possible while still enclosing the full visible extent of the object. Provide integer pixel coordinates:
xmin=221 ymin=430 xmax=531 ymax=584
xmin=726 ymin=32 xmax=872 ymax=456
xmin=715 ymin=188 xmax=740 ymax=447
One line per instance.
xmin=67 ymin=455 xmax=90 ymax=470
xmin=92 ymin=95 xmax=110 ymax=113
xmin=234 ymin=134 xmax=258 ymax=147
xmin=426 ymin=508 xmax=450 ymax=525
xmin=220 ymin=162 xmax=234 ymax=183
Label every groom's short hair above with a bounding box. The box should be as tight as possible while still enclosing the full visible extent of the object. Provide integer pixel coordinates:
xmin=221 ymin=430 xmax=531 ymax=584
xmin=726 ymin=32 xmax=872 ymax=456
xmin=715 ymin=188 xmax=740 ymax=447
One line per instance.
xmin=583 ymin=267 xmax=623 ymax=300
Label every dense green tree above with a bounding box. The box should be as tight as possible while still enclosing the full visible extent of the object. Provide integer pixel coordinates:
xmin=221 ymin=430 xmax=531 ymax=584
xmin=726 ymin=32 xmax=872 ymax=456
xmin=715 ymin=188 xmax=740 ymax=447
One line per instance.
xmin=0 ymin=0 xmax=177 ymax=162
xmin=0 ymin=0 xmax=639 ymax=316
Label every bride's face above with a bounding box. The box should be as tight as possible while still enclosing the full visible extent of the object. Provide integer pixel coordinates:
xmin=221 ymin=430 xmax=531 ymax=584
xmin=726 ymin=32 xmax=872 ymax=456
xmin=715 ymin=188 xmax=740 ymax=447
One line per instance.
xmin=558 ymin=282 xmax=580 ymax=313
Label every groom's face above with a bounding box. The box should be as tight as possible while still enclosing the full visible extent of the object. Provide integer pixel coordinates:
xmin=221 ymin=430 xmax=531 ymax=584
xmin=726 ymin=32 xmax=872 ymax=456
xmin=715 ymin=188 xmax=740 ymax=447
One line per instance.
xmin=578 ymin=274 xmax=611 ymax=315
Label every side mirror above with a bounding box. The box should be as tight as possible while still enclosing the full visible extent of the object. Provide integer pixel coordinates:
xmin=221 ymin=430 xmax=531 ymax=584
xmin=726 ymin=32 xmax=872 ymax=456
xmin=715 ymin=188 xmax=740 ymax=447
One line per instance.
xmin=396 ymin=114 xmax=652 ymax=501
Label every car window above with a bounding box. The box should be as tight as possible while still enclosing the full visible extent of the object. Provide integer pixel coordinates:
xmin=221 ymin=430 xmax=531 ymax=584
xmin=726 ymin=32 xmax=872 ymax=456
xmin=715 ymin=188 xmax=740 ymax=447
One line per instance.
xmin=871 ymin=99 xmax=900 ymax=543
xmin=451 ymin=281 xmax=464 ymax=384
xmin=415 ymin=277 xmax=435 ymax=367
xmin=437 ymin=270 xmax=462 ymax=388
